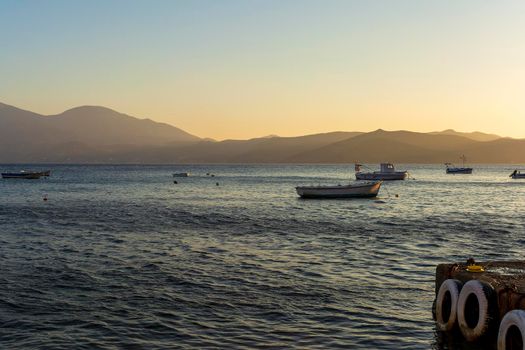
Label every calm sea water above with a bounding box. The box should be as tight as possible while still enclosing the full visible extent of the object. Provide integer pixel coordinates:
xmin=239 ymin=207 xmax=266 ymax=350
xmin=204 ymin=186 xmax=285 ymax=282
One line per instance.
xmin=1 ymin=164 xmax=524 ymax=349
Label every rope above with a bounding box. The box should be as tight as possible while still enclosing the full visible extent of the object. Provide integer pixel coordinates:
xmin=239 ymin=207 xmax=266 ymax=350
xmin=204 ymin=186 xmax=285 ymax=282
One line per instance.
xmin=382 ymin=183 xmax=392 ymax=199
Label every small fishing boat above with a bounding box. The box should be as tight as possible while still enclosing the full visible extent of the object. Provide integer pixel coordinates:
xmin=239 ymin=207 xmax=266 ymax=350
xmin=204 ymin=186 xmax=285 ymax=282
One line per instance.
xmin=445 ymin=155 xmax=473 ymax=174
xmin=510 ymin=170 xmax=525 ymax=179
xmin=1 ymin=171 xmax=42 ymax=179
xmin=296 ymin=181 xmax=382 ymax=199
xmin=355 ymin=163 xmax=408 ymax=181
xmin=173 ymin=172 xmax=189 ymax=177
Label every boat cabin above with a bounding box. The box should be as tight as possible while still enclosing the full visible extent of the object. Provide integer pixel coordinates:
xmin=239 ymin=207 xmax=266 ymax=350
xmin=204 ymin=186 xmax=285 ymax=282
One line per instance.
xmin=380 ymin=163 xmax=396 ymax=173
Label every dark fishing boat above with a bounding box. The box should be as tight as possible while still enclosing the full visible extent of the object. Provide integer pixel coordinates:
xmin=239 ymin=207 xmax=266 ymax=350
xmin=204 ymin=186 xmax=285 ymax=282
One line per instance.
xmin=510 ymin=170 xmax=525 ymax=179
xmin=1 ymin=171 xmax=42 ymax=179
xmin=445 ymin=155 xmax=473 ymax=174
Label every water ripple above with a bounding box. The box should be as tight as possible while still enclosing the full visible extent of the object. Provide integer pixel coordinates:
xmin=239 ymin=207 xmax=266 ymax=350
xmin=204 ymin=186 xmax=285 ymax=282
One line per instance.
xmin=0 ymin=164 xmax=524 ymax=349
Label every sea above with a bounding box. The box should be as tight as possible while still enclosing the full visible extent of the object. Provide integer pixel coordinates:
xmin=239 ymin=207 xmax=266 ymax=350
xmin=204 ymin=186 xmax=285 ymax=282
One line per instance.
xmin=1 ymin=164 xmax=524 ymax=350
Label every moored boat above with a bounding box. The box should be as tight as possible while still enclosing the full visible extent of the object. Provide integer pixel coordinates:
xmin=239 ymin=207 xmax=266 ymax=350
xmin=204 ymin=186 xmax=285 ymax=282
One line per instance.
xmin=445 ymin=166 xmax=473 ymax=174
xmin=510 ymin=170 xmax=525 ymax=179
xmin=355 ymin=163 xmax=408 ymax=181
xmin=445 ymin=155 xmax=473 ymax=174
xmin=296 ymin=181 xmax=382 ymax=199
xmin=1 ymin=171 xmax=42 ymax=179
xmin=173 ymin=172 xmax=189 ymax=177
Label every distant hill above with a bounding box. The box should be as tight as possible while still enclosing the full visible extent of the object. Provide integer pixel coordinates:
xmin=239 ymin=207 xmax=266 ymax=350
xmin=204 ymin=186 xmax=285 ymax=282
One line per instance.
xmin=162 ymin=129 xmax=522 ymax=164
xmin=167 ymin=132 xmax=364 ymax=163
xmin=430 ymin=129 xmax=501 ymax=142
xmin=47 ymin=106 xmax=200 ymax=145
xmin=0 ymin=102 xmax=200 ymax=162
xmin=95 ymin=129 xmax=523 ymax=164
xmin=288 ymin=129 xmax=477 ymax=163
xmin=1 ymin=102 xmax=524 ymax=163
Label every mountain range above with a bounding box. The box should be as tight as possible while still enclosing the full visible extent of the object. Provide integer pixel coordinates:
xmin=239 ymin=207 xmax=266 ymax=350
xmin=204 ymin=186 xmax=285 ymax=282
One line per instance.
xmin=1 ymin=102 xmax=524 ymax=164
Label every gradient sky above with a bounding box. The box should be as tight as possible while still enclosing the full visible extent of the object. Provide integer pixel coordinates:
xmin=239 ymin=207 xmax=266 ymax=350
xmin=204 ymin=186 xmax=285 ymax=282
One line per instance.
xmin=1 ymin=0 xmax=524 ymax=140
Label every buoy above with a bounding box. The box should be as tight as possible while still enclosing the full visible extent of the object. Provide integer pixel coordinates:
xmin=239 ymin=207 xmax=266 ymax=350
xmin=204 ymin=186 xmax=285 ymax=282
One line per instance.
xmin=497 ymin=309 xmax=525 ymax=350
xmin=43 ymin=195 xmax=48 ymax=201
xmin=395 ymin=194 xmax=399 ymax=198
xmin=435 ymin=279 xmax=463 ymax=331
xmin=173 ymin=180 xmax=178 ymax=184
xmin=466 ymin=258 xmax=485 ymax=272
xmin=216 ymin=182 xmax=219 ymax=186
xmin=457 ymin=280 xmax=496 ymax=341
xmin=466 ymin=264 xmax=485 ymax=273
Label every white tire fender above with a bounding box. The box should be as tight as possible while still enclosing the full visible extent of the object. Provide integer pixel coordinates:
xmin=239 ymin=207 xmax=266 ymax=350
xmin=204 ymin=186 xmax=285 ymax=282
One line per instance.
xmin=457 ymin=280 xmax=495 ymax=341
xmin=435 ymin=279 xmax=463 ymax=331
xmin=498 ymin=309 xmax=525 ymax=350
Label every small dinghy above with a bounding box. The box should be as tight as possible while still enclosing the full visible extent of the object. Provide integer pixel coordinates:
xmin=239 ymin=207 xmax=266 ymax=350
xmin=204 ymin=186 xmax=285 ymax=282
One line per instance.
xmin=510 ymin=170 xmax=525 ymax=179
xmin=445 ymin=155 xmax=473 ymax=174
xmin=296 ymin=181 xmax=382 ymax=199
xmin=355 ymin=163 xmax=408 ymax=181
xmin=173 ymin=172 xmax=190 ymax=177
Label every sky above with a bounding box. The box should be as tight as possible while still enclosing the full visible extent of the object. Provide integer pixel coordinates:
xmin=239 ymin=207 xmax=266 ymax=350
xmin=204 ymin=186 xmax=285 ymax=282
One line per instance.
xmin=1 ymin=0 xmax=524 ymax=140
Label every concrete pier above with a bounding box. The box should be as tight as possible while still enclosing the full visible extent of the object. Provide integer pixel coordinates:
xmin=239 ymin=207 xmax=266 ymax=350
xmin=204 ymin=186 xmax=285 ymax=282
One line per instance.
xmin=434 ymin=259 xmax=525 ymax=349
xmin=436 ymin=260 xmax=525 ymax=321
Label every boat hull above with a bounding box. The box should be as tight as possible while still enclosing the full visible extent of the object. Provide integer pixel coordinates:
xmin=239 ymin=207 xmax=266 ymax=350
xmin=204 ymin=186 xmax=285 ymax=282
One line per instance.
xmin=173 ymin=173 xmax=189 ymax=177
xmin=296 ymin=181 xmax=382 ymax=199
xmin=1 ymin=172 xmax=41 ymax=179
xmin=511 ymin=174 xmax=525 ymax=179
xmin=446 ymin=168 xmax=472 ymax=174
xmin=355 ymin=172 xmax=407 ymax=181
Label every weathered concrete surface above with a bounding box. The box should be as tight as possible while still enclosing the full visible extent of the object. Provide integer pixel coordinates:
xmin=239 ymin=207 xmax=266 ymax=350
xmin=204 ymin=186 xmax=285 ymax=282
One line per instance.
xmin=436 ymin=260 xmax=525 ymax=321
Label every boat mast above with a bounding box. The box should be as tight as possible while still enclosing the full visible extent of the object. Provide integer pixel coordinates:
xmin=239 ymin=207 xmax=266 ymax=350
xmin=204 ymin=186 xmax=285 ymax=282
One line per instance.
xmin=460 ymin=155 xmax=467 ymax=167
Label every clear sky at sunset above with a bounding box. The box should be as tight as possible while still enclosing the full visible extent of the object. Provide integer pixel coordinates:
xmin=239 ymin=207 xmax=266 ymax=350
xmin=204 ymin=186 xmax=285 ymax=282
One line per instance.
xmin=1 ymin=0 xmax=524 ymax=140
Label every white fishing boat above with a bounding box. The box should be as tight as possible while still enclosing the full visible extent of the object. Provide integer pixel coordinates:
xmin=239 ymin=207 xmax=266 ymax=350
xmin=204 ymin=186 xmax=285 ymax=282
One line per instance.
xmin=445 ymin=155 xmax=473 ymax=174
xmin=355 ymin=163 xmax=408 ymax=181
xmin=296 ymin=181 xmax=382 ymax=199
xmin=510 ymin=170 xmax=525 ymax=179
xmin=173 ymin=172 xmax=189 ymax=177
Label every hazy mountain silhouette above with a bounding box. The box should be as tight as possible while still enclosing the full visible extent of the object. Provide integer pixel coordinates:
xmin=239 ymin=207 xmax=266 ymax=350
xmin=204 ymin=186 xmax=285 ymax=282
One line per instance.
xmin=47 ymin=106 xmax=200 ymax=145
xmin=164 ymin=132 xmax=364 ymax=163
xmin=86 ymin=129 xmax=523 ymax=164
xmin=128 ymin=129 xmax=524 ymax=164
xmin=0 ymin=102 xmax=200 ymax=162
xmin=1 ymin=102 xmax=523 ymax=163
xmin=430 ymin=129 xmax=501 ymax=142
xmin=287 ymin=130 xmax=481 ymax=163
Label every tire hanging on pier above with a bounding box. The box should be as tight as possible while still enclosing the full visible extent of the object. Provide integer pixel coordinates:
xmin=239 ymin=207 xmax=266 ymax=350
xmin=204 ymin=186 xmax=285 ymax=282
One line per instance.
xmin=435 ymin=279 xmax=463 ymax=331
xmin=497 ymin=309 xmax=525 ymax=350
xmin=457 ymin=280 xmax=496 ymax=341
